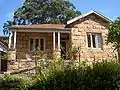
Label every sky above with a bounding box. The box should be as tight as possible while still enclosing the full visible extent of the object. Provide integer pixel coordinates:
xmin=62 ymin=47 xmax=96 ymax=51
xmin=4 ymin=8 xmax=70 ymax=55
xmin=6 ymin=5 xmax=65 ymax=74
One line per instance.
xmin=0 ymin=0 xmax=120 ymax=36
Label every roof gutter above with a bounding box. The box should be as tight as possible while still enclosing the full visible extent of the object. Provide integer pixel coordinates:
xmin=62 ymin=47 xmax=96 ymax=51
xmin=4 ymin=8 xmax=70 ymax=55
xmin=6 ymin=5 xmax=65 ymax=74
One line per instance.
xmin=9 ymin=27 xmax=71 ymax=33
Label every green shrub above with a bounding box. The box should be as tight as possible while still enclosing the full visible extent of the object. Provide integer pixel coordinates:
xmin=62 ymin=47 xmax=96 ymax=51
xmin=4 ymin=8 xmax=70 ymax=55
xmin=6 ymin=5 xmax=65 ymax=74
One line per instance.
xmin=0 ymin=74 xmax=22 ymax=90
xmin=1 ymin=60 xmax=120 ymax=90
xmin=27 ymin=60 xmax=120 ymax=90
xmin=91 ymin=61 xmax=120 ymax=89
xmin=0 ymin=74 xmax=32 ymax=90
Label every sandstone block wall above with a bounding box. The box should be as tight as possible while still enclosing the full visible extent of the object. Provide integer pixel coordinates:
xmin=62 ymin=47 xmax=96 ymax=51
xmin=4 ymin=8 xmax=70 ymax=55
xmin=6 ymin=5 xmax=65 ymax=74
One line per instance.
xmin=8 ymin=50 xmax=16 ymax=61
xmin=16 ymin=32 xmax=71 ymax=60
xmin=16 ymin=32 xmax=53 ymax=59
xmin=70 ymin=14 xmax=117 ymax=61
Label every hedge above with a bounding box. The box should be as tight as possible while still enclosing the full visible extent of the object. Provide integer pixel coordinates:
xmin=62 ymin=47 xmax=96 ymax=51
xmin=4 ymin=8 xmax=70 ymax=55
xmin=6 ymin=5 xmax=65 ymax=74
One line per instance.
xmin=1 ymin=60 xmax=120 ymax=90
xmin=27 ymin=60 xmax=120 ymax=90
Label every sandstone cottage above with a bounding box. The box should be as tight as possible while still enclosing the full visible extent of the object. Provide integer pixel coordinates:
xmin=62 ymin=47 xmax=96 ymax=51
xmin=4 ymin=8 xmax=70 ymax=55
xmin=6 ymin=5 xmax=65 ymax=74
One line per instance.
xmin=8 ymin=10 xmax=116 ymax=63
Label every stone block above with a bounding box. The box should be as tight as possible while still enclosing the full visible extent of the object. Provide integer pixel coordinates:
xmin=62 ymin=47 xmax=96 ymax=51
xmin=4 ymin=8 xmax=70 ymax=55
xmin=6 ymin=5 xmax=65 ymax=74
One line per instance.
xmin=8 ymin=49 xmax=16 ymax=61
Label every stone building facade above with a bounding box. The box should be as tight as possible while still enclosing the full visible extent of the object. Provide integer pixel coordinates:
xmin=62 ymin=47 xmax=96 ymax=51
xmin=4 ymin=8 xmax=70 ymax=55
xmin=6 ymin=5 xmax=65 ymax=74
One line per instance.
xmin=16 ymin=32 xmax=53 ymax=59
xmin=8 ymin=10 xmax=117 ymax=71
xmin=16 ymin=32 xmax=70 ymax=59
xmin=67 ymin=12 xmax=116 ymax=61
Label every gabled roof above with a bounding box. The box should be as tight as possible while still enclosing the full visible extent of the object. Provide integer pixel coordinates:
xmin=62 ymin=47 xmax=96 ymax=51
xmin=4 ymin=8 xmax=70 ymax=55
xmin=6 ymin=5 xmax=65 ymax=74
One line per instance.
xmin=67 ymin=10 xmax=112 ymax=25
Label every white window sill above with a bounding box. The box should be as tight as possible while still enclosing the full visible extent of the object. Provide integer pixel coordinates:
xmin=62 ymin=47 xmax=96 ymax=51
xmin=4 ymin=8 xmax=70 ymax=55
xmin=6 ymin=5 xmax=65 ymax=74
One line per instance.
xmin=29 ymin=50 xmax=45 ymax=53
xmin=87 ymin=48 xmax=103 ymax=52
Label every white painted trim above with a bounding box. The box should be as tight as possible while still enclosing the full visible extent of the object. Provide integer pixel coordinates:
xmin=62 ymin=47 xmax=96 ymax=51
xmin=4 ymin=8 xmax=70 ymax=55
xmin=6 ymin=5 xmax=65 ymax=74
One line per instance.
xmin=67 ymin=10 xmax=112 ymax=24
xmin=53 ymin=32 xmax=55 ymax=51
xmin=13 ymin=31 xmax=16 ymax=49
xmin=87 ymin=33 xmax=102 ymax=50
xmin=58 ymin=32 xmax=60 ymax=51
xmin=0 ymin=44 xmax=7 ymax=52
xmin=8 ymin=32 xmax=12 ymax=49
xmin=95 ymin=35 xmax=99 ymax=48
xmin=90 ymin=33 xmax=93 ymax=49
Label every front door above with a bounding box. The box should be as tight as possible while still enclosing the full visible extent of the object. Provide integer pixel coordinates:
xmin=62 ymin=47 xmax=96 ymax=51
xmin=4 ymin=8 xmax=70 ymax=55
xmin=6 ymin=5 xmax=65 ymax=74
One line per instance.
xmin=61 ymin=40 xmax=67 ymax=59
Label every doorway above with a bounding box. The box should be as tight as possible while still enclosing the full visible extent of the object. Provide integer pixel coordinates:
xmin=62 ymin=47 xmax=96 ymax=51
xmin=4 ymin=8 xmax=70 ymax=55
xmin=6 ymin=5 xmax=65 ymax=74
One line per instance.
xmin=61 ymin=40 xmax=67 ymax=59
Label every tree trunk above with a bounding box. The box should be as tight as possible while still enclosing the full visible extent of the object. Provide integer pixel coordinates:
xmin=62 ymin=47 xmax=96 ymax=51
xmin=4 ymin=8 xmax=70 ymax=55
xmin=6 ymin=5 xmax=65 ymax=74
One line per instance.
xmin=117 ymin=48 xmax=120 ymax=62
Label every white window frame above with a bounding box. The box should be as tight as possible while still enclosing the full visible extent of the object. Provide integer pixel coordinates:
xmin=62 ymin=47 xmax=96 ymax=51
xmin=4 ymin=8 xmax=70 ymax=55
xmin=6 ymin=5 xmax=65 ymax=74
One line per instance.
xmin=29 ymin=38 xmax=45 ymax=52
xmin=87 ymin=33 xmax=102 ymax=49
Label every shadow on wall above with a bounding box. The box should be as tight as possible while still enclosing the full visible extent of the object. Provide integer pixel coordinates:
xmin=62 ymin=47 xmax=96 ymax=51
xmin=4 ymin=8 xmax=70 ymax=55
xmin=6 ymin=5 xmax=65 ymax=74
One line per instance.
xmin=0 ymin=51 xmax=7 ymax=72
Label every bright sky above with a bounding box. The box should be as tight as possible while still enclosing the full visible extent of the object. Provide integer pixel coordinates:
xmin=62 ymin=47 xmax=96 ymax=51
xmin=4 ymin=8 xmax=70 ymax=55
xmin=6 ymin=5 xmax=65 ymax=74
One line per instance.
xmin=0 ymin=0 xmax=120 ymax=35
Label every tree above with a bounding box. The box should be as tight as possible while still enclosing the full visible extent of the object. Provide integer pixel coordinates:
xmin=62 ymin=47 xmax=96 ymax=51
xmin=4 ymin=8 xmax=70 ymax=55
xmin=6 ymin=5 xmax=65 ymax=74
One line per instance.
xmin=3 ymin=0 xmax=81 ymax=34
xmin=3 ymin=21 xmax=13 ymax=35
xmin=3 ymin=20 xmax=16 ymax=35
xmin=14 ymin=0 xmax=81 ymax=25
xmin=108 ymin=17 xmax=120 ymax=61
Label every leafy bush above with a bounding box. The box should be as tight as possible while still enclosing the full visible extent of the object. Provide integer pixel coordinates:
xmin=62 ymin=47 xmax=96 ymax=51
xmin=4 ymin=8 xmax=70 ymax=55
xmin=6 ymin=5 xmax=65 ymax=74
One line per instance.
xmin=0 ymin=74 xmax=31 ymax=90
xmin=1 ymin=60 xmax=120 ymax=90
xmin=27 ymin=60 xmax=120 ymax=90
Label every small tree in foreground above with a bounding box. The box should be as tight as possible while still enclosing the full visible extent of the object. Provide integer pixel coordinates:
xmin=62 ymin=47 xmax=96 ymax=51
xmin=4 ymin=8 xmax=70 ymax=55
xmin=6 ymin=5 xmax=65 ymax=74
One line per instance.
xmin=108 ymin=17 xmax=120 ymax=61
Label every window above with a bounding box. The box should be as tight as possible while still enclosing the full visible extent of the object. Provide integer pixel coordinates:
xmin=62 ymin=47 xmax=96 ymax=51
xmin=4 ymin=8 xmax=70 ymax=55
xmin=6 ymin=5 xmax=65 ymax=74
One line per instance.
xmin=35 ymin=39 xmax=39 ymax=49
xmin=40 ymin=39 xmax=44 ymax=51
xmin=87 ymin=33 xmax=102 ymax=49
xmin=30 ymin=39 xmax=34 ymax=51
xmin=87 ymin=34 xmax=91 ymax=47
xmin=29 ymin=38 xmax=45 ymax=51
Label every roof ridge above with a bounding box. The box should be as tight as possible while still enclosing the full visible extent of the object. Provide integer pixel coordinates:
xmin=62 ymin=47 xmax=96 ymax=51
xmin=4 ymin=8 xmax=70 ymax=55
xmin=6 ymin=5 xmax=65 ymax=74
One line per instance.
xmin=67 ymin=10 xmax=112 ymax=25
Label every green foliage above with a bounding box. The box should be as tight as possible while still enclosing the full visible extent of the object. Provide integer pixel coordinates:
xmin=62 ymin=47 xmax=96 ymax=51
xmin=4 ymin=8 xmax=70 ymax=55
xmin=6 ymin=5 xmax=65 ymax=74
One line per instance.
xmin=108 ymin=17 xmax=120 ymax=60
xmin=0 ymin=74 xmax=22 ymax=90
xmin=91 ymin=61 xmax=120 ymax=89
xmin=0 ymin=53 xmax=8 ymax=60
xmin=3 ymin=0 xmax=81 ymax=35
xmin=0 ymin=74 xmax=32 ymax=90
xmin=3 ymin=21 xmax=14 ymax=35
xmin=14 ymin=0 xmax=81 ymax=25
xmin=108 ymin=17 xmax=120 ymax=44
xmin=19 ymin=78 xmax=32 ymax=90
xmin=2 ymin=60 xmax=120 ymax=90
xmin=26 ymin=60 xmax=120 ymax=90
xmin=35 ymin=47 xmax=44 ymax=57
xmin=66 ymin=46 xmax=80 ymax=60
